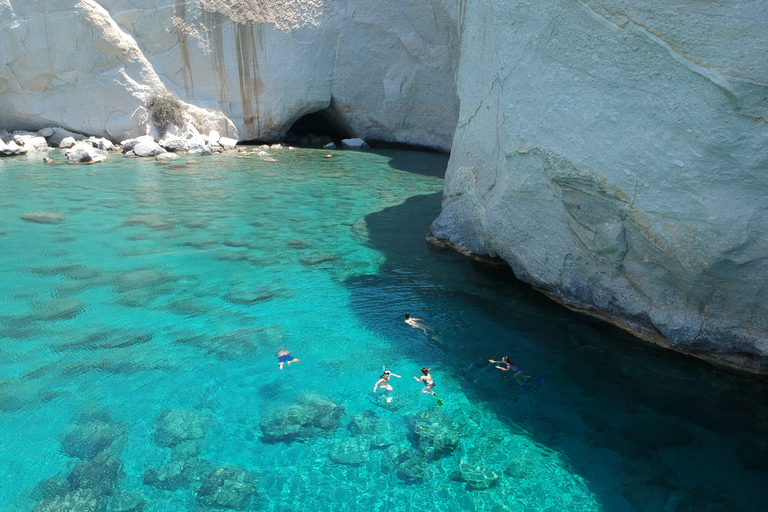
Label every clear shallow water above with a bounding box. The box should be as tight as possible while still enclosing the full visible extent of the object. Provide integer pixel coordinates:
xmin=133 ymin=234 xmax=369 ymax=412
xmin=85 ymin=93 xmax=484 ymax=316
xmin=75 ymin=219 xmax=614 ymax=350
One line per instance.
xmin=0 ymin=148 xmax=766 ymax=512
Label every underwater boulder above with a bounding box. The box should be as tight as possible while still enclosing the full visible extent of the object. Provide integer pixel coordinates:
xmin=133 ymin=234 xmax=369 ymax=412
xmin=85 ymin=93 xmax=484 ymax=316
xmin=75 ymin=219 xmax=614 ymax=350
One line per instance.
xmin=457 ymin=459 xmax=499 ymax=490
xmin=396 ymin=457 xmax=427 ymax=484
xmin=29 ymin=298 xmax=85 ymax=322
xmin=409 ymin=410 xmax=460 ymax=459
xmin=299 ymin=251 xmax=339 ymax=267
xmin=32 ymin=489 xmax=106 ymax=512
xmin=259 ymin=393 xmax=345 ymax=443
xmin=21 ymin=211 xmax=65 ymax=224
xmin=195 ymin=466 xmax=258 ymax=511
xmin=60 ymin=419 xmax=125 ymax=460
xmin=153 ymin=409 xmax=210 ymax=447
xmin=347 ymin=410 xmax=400 ymax=448
xmin=108 ymin=491 xmax=146 ymax=512
xmin=143 ymin=458 xmax=215 ymax=491
xmin=66 ymin=450 xmax=124 ymax=496
xmin=327 ymin=437 xmax=370 ymax=466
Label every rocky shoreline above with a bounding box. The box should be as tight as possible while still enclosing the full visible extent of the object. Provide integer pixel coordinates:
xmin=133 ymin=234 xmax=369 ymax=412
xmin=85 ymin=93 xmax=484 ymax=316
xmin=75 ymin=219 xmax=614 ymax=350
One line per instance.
xmin=1 ymin=127 xmax=371 ymax=164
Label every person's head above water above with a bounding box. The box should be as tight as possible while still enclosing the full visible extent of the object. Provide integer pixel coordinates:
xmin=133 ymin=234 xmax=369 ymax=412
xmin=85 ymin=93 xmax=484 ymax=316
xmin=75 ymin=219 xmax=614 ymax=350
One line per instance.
xmin=405 ymin=313 xmax=411 ymax=320
xmin=502 ymin=356 xmax=510 ymax=364
xmin=384 ymin=370 xmax=391 ymax=375
xmin=421 ymin=367 xmax=430 ymax=375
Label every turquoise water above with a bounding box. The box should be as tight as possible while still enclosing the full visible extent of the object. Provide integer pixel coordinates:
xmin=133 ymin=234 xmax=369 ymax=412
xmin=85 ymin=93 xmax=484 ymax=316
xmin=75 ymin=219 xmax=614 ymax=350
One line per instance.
xmin=0 ymin=148 xmax=766 ymax=512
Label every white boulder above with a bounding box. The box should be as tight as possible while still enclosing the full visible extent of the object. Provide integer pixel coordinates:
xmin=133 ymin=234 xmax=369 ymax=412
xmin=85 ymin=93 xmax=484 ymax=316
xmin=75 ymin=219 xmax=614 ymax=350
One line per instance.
xmin=133 ymin=140 xmax=165 ymax=157
xmin=85 ymin=137 xmax=115 ymax=151
xmin=59 ymin=137 xmax=76 ymax=149
xmin=341 ymin=138 xmax=369 ymax=149
xmin=65 ymin=142 xmax=107 ymax=164
xmin=219 ymin=137 xmax=238 ymax=150
xmin=0 ymin=140 xmax=27 ymax=156
xmin=14 ymin=133 xmax=49 ymax=151
xmin=187 ymin=143 xmax=212 ymax=156
xmin=159 ymin=136 xmax=186 ymax=152
xmin=155 ymin=152 xmax=179 ymax=161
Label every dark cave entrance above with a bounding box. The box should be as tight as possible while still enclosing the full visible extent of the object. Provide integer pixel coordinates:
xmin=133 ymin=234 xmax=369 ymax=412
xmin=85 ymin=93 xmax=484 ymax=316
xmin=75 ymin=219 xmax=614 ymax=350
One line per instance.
xmin=285 ymin=101 xmax=353 ymax=145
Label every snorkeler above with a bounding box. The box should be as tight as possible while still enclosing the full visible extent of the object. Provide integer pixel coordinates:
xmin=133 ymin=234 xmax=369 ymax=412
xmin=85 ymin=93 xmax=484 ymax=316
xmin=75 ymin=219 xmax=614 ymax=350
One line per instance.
xmin=489 ymin=356 xmax=547 ymax=391
xmin=414 ymin=367 xmax=444 ymax=406
xmin=374 ymin=368 xmax=402 ymax=403
xmin=277 ymin=349 xmax=300 ymax=370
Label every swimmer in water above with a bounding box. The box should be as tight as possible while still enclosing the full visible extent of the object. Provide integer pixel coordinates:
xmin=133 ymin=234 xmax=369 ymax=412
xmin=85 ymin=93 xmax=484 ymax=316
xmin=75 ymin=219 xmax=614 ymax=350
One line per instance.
xmin=277 ymin=349 xmax=300 ymax=370
xmin=374 ymin=368 xmax=402 ymax=402
xmin=414 ymin=367 xmax=443 ymax=406
xmin=489 ymin=356 xmax=547 ymax=390
xmin=405 ymin=313 xmax=429 ymax=334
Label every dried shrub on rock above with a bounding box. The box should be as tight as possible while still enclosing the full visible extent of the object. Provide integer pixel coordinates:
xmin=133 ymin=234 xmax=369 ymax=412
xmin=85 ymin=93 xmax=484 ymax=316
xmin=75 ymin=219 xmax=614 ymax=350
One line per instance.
xmin=147 ymin=96 xmax=184 ymax=137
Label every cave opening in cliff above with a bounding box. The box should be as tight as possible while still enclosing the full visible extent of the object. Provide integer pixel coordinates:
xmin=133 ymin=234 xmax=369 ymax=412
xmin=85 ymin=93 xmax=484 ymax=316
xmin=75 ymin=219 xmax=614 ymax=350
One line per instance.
xmin=285 ymin=101 xmax=353 ymax=144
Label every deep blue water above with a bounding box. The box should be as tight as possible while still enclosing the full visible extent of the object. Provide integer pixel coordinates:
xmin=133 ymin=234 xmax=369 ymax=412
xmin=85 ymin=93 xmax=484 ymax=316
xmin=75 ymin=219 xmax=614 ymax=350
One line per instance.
xmin=0 ymin=147 xmax=766 ymax=512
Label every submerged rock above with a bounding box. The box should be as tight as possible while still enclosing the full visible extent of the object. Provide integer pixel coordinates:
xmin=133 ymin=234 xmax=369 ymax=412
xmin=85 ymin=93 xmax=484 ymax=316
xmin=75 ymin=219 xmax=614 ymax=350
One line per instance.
xmin=259 ymin=393 xmax=345 ymax=443
xmin=153 ymin=409 xmax=210 ymax=447
xmin=409 ymin=410 xmax=460 ymax=460
xmin=32 ymin=489 xmax=106 ymax=512
xmin=299 ymin=252 xmax=339 ymax=267
xmin=66 ymin=451 xmax=124 ymax=495
xmin=327 ymin=437 xmax=370 ymax=466
xmin=195 ymin=466 xmax=258 ymax=511
xmin=28 ymin=298 xmax=85 ymax=322
xmin=143 ymin=457 xmax=215 ymax=491
xmin=455 ymin=459 xmax=499 ymax=490
xmin=21 ymin=211 xmax=65 ymax=224
xmin=60 ymin=411 xmax=125 ymax=460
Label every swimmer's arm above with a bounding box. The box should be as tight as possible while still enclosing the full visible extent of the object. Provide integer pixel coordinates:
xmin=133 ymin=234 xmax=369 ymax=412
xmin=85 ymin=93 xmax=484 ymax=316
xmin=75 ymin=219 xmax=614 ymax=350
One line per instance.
xmin=495 ymin=365 xmax=509 ymax=371
xmin=489 ymin=359 xmax=500 ymax=364
xmin=373 ymin=380 xmax=382 ymax=392
xmin=414 ymin=376 xmax=421 ymax=382
xmin=391 ymin=373 xmax=402 ymax=378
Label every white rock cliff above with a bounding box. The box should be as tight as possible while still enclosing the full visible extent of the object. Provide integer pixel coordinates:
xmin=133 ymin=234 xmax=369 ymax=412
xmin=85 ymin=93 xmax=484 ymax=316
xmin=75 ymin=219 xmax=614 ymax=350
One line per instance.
xmin=431 ymin=0 xmax=768 ymax=372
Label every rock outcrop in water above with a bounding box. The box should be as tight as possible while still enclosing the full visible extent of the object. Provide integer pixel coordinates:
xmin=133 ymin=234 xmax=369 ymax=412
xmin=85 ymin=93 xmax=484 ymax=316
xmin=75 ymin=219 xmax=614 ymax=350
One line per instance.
xmin=1 ymin=1 xmax=766 ymax=371
xmin=430 ymin=1 xmax=768 ymax=373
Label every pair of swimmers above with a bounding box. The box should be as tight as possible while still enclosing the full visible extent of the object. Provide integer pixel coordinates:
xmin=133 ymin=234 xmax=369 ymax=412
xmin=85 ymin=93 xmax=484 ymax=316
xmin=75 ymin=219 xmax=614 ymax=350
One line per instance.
xmin=374 ymin=367 xmax=442 ymax=406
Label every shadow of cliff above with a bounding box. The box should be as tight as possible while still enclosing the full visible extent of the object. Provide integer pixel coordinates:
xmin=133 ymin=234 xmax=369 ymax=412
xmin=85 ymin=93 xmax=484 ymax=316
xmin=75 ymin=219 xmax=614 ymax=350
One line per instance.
xmin=343 ymin=191 xmax=768 ymax=511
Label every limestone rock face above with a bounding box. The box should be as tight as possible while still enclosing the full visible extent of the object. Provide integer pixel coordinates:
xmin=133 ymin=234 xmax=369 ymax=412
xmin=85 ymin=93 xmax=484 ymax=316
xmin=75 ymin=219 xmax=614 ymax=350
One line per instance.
xmin=430 ymin=0 xmax=768 ymax=372
xmin=0 ymin=0 xmax=458 ymax=149
xmin=0 ymin=0 xmax=235 ymax=142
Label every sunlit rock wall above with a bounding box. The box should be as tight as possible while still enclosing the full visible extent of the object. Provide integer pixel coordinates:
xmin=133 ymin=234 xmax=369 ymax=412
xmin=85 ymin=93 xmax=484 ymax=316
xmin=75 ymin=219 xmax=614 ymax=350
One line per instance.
xmin=1 ymin=0 xmax=459 ymax=148
xmin=0 ymin=0 xmax=233 ymax=141
xmin=431 ymin=0 xmax=768 ymax=372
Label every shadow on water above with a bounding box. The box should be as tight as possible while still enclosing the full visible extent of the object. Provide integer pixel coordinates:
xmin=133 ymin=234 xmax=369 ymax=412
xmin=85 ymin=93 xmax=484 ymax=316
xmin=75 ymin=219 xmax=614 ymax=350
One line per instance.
xmin=368 ymin=148 xmax=450 ymax=179
xmin=344 ymin=192 xmax=768 ymax=512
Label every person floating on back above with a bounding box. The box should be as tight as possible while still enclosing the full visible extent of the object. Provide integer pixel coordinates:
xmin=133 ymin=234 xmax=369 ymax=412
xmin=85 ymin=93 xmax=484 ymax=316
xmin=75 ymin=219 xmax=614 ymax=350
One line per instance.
xmin=414 ymin=367 xmax=443 ymax=407
xmin=405 ymin=313 xmax=442 ymax=340
xmin=373 ymin=367 xmax=401 ymax=403
xmin=277 ymin=349 xmax=300 ymax=370
xmin=489 ymin=356 xmax=547 ymax=391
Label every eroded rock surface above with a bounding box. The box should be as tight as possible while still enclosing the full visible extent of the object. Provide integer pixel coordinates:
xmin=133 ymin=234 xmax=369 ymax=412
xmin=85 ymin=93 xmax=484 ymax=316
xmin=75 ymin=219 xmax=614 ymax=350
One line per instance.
xmin=431 ymin=0 xmax=768 ymax=373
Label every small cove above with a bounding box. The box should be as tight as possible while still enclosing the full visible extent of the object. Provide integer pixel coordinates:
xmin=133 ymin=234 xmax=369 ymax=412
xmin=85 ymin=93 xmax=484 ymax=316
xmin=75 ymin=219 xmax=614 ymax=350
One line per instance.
xmin=0 ymin=147 xmax=766 ymax=512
